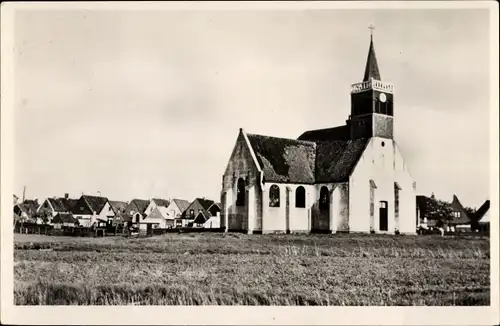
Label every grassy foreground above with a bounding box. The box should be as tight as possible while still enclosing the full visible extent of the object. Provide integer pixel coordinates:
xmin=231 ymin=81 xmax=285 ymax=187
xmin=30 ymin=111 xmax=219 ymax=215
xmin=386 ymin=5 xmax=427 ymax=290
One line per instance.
xmin=14 ymin=232 xmax=490 ymax=305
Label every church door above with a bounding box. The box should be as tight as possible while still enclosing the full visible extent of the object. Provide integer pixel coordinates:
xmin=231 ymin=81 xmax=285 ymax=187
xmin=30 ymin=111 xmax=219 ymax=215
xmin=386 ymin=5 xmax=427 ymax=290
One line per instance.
xmin=379 ymin=201 xmax=388 ymax=231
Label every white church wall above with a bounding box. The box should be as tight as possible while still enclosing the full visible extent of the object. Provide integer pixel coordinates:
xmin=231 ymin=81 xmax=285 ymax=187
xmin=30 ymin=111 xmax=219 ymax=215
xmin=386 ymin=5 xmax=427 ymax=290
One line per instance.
xmin=349 ymin=137 xmax=416 ymax=234
xmin=261 ymin=183 xmax=315 ymax=233
xmin=331 ymin=183 xmax=349 ymax=232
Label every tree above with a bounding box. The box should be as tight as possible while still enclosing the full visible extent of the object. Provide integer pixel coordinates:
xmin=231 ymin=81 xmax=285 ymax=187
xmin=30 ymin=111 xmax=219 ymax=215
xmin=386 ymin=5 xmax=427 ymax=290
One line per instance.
xmin=425 ymin=197 xmax=453 ymax=223
xmin=35 ymin=208 xmax=52 ymax=224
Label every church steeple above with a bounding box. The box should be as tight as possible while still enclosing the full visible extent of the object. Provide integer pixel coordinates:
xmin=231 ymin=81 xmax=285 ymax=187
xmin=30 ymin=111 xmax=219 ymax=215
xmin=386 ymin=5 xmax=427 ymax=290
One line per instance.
xmin=363 ymin=32 xmax=381 ymax=81
xmin=349 ymin=27 xmax=395 ymax=140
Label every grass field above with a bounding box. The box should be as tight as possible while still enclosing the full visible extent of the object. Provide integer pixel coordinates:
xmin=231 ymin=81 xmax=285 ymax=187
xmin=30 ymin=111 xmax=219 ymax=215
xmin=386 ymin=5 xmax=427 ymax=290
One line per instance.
xmin=14 ymin=232 xmax=490 ymax=306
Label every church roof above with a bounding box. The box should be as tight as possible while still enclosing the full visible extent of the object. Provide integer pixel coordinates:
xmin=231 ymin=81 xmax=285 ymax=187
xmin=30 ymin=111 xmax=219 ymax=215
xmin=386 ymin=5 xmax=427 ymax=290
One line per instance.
xmin=315 ymin=139 xmax=369 ymax=183
xmin=244 ymin=132 xmax=367 ymax=184
xmin=363 ymin=35 xmax=381 ymax=81
xmin=246 ymin=133 xmax=316 ymax=184
xmin=297 ymin=125 xmax=350 ymax=142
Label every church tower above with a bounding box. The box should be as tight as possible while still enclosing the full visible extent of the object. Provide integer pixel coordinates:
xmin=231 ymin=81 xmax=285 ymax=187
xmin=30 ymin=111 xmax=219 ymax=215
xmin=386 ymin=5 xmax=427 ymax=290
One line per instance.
xmin=349 ymin=30 xmax=394 ymax=140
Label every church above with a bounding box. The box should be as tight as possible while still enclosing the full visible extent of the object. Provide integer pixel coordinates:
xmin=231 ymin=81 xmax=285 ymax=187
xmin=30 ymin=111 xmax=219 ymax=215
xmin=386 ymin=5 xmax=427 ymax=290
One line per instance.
xmin=220 ymin=34 xmax=416 ymax=235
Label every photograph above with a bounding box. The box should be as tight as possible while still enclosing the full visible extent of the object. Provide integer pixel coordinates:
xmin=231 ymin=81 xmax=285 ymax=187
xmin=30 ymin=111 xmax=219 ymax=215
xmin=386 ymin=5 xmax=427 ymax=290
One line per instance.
xmin=1 ymin=1 xmax=498 ymax=325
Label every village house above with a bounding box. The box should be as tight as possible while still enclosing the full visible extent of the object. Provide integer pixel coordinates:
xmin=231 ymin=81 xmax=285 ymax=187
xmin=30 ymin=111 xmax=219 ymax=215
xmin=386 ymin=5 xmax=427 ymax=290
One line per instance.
xmin=194 ymin=202 xmax=221 ymax=228
xmin=71 ymin=195 xmax=114 ymax=227
xmin=123 ymin=199 xmax=150 ymax=230
xmin=109 ymin=200 xmax=128 ymax=227
xmin=473 ymin=200 xmax=490 ymax=232
xmin=165 ymin=198 xmax=191 ymax=221
xmin=52 ymin=213 xmax=79 ymax=229
xmin=178 ymin=198 xmax=215 ymax=228
xmin=37 ymin=194 xmax=78 ymax=222
xmin=144 ymin=198 xmax=170 ymax=216
xmin=220 ymin=34 xmax=416 ymax=235
xmin=13 ymin=199 xmax=39 ymax=223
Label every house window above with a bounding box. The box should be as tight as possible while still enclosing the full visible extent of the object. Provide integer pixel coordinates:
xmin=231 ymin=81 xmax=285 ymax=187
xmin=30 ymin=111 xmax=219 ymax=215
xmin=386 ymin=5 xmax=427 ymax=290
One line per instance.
xmin=319 ymin=186 xmax=329 ymax=211
xmin=295 ymin=186 xmax=306 ymax=208
xmin=190 ymin=209 xmax=195 ymax=218
xmin=236 ymin=178 xmax=245 ymax=206
xmin=269 ymin=185 xmax=280 ymax=207
xmin=453 ymin=211 xmax=461 ymax=218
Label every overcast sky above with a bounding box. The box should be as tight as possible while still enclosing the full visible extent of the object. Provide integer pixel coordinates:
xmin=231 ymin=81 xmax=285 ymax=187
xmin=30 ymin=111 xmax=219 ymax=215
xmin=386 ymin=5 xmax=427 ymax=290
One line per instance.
xmin=13 ymin=7 xmax=491 ymax=208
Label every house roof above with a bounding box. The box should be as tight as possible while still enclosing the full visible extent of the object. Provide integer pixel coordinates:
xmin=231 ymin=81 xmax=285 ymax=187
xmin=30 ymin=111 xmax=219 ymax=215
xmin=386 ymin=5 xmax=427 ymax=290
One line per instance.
xmin=81 ymin=195 xmax=109 ymax=214
xmin=194 ymin=211 xmax=208 ymax=224
xmin=52 ymin=213 xmax=77 ymax=224
xmin=450 ymin=195 xmax=470 ymax=225
xmin=315 ymin=139 xmax=369 ymax=183
xmin=197 ymin=198 xmax=215 ymax=211
xmin=47 ymin=197 xmax=69 ymax=212
xmin=16 ymin=200 xmax=39 ymax=215
xmin=363 ymin=34 xmax=381 ymax=81
xmin=172 ymin=199 xmax=190 ymax=213
xmin=129 ymin=199 xmax=150 ymax=214
xmin=474 ymin=200 xmax=490 ymax=222
xmin=246 ymin=133 xmax=316 ymax=184
xmin=152 ymin=198 xmax=170 ymax=208
xmin=109 ymin=200 xmax=128 ymax=215
xmin=297 ymin=125 xmax=350 ymax=142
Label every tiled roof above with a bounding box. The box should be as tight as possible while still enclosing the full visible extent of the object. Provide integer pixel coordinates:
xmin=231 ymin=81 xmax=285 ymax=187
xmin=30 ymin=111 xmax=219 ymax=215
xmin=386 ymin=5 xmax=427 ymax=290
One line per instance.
xmin=17 ymin=200 xmax=39 ymax=216
xmin=194 ymin=211 xmax=208 ymax=224
xmin=130 ymin=199 xmax=150 ymax=214
xmin=109 ymin=200 xmax=128 ymax=214
xmin=48 ymin=198 xmax=68 ymax=212
xmin=172 ymin=199 xmax=190 ymax=213
xmin=82 ymin=195 xmax=109 ymax=214
xmin=450 ymin=195 xmax=470 ymax=225
xmin=52 ymin=213 xmax=77 ymax=224
xmin=152 ymin=198 xmax=170 ymax=208
xmin=474 ymin=200 xmax=490 ymax=222
xmin=315 ymin=139 xmax=369 ymax=183
xmin=196 ymin=198 xmax=215 ymax=211
xmin=247 ymin=133 xmax=316 ymax=184
xmin=297 ymin=125 xmax=350 ymax=142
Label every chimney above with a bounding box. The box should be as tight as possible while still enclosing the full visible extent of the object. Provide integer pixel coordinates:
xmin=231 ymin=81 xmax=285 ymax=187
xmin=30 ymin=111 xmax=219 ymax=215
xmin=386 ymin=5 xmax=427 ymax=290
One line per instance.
xmin=64 ymin=193 xmax=69 ymax=199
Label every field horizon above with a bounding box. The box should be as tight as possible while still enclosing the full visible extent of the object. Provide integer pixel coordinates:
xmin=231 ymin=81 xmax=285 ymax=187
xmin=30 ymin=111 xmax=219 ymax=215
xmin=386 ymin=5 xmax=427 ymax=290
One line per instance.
xmin=13 ymin=232 xmax=490 ymax=306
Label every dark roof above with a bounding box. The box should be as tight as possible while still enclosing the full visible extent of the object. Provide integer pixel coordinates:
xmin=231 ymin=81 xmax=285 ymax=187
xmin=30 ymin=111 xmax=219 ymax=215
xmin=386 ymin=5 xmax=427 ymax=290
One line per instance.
xmin=450 ymin=195 xmax=470 ymax=225
xmin=297 ymin=125 xmax=350 ymax=142
xmin=48 ymin=197 xmax=69 ymax=212
xmin=130 ymin=199 xmax=150 ymax=214
xmin=246 ymin=133 xmax=316 ymax=184
xmin=196 ymin=198 xmax=215 ymax=211
xmin=315 ymin=139 xmax=369 ymax=183
xmin=52 ymin=213 xmax=77 ymax=224
xmin=17 ymin=200 xmax=39 ymax=215
xmin=109 ymin=200 xmax=128 ymax=214
xmin=82 ymin=195 xmax=109 ymax=214
xmin=473 ymin=200 xmax=490 ymax=222
xmin=152 ymin=198 xmax=170 ymax=208
xmin=172 ymin=199 xmax=190 ymax=213
xmin=194 ymin=211 xmax=208 ymax=224
xmin=363 ymin=35 xmax=381 ymax=81
xmin=59 ymin=198 xmax=78 ymax=212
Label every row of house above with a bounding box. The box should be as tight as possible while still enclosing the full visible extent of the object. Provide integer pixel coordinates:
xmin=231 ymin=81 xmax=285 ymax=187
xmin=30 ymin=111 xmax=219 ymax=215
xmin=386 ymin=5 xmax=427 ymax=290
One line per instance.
xmin=13 ymin=193 xmax=222 ymax=232
xmin=416 ymin=194 xmax=490 ymax=232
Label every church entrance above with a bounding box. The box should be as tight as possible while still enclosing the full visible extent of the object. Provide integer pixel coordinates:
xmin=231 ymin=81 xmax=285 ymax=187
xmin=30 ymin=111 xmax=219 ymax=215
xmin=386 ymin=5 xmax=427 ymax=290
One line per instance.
xmin=379 ymin=201 xmax=388 ymax=231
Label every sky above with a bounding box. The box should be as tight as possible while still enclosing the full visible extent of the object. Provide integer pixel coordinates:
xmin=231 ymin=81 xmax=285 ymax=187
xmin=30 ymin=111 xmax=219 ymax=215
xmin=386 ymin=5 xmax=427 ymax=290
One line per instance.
xmin=13 ymin=7 xmax=492 ymax=208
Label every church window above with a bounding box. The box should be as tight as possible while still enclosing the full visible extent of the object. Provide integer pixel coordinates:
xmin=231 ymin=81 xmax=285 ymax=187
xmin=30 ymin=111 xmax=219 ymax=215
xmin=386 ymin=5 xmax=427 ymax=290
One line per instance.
xmin=381 ymin=141 xmax=385 ymax=147
xmin=236 ymin=178 xmax=245 ymax=206
xmin=319 ymin=186 xmax=329 ymax=211
xmin=295 ymin=186 xmax=306 ymax=208
xmin=269 ymin=185 xmax=280 ymax=207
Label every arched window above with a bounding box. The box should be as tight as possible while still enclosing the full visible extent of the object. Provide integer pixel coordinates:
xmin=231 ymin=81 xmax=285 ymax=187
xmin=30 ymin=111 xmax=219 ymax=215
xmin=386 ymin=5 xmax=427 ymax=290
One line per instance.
xmin=319 ymin=186 xmax=329 ymax=211
xmin=295 ymin=186 xmax=306 ymax=208
xmin=236 ymin=178 xmax=245 ymax=206
xmin=269 ymin=185 xmax=280 ymax=207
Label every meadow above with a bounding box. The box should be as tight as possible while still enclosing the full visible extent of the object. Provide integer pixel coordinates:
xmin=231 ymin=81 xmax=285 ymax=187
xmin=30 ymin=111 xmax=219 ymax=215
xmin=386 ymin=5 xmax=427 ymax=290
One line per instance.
xmin=14 ymin=232 xmax=490 ymax=305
